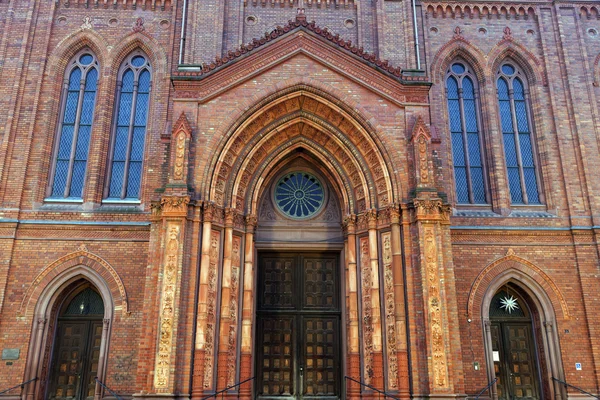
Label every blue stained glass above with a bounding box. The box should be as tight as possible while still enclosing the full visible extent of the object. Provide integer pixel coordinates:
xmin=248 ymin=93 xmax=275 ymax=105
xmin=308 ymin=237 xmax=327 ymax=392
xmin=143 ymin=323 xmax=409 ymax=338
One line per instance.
xmin=507 ymin=168 xmax=523 ymax=203
xmin=122 ymin=70 xmax=134 ymax=92
xmin=471 ymin=167 xmax=486 ymax=203
xmin=513 ymin=78 xmax=524 ymax=100
xmin=515 ymin=101 xmax=529 ymax=133
xmin=109 ymin=162 xmax=124 ymax=197
xmin=68 ymin=68 xmax=81 ymax=90
xmin=523 ymin=168 xmax=539 ymax=203
xmin=519 ymin=134 xmax=534 ymax=167
xmin=118 ymin=93 xmax=133 ymax=125
xmin=446 ymin=76 xmax=458 ymax=99
xmin=80 ymin=91 xmax=96 ymax=125
xmin=58 ymin=125 xmax=74 ymax=159
xmin=448 ymin=99 xmax=462 ymax=133
xmin=463 ymin=77 xmax=474 ymax=99
xmin=464 ymin=99 xmax=478 ymax=132
xmin=70 ymin=161 xmax=86 ymax=198
xmin=134 ymin=93 xmax=149 ymax=125
xmin=80 ymin=54 xmax=93 ymax=65
xmin=497 ymin=78 xmax=509 ymax=100
xmin=138 ymin=70 xmax=151 ymax=92
xmin=85 ymin=68 xmax=97 ymax=91
xmin=131 ymin=128 xmax=146 ymax=161
xmin=63 ymin=92 xmax=80 ymax=124
xmin=502 ymin=64 xmax=515 ymax=75
xmin=503 ymin=133 xmax=518 ymax=167
xmin=114 ymin=127 xmax=129 ymax=161
xmin=52 ymin=161 xmax=69 ymax=196
xmin=131 ymin=56 xmax=146 ymax=67
xmin=452 ymin=133 xmax=465 ymax=166
xmin=275 ymin=172 xmax=324 ymax=218
xmin=454 ymin=167 xmax=469 ymax=203
xmin=127 ymin=162 xmax=142 ymax=198
xmin=452 ymin=63 xmax=465 ymax=74
xmin=499 ymin=100 xmax=513 ymax=133
xmin=468 ymin=133 xmax=481 ymax=166
xmin=75 ymin=125 xmax=90 ymax=159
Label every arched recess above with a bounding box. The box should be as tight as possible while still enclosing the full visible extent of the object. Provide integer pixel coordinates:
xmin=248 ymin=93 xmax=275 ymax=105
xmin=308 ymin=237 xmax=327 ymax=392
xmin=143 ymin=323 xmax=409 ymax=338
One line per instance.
xmin=488 ymin=42 xmax=546 ymax=86
xmin=468 ymin=254 xmax=567 ymax=400
xmin=429 ymin=39 xmax=488 ymax=85
xmin=21 ymin=265 xmax=116 ymax=400
xmin=204 ymin=86 xmax=397 ymax=214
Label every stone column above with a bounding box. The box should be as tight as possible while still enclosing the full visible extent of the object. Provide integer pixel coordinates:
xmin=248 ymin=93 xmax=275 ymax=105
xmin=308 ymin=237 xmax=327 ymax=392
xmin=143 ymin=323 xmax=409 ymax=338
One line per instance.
xmin=390 ymin=206 xmax=410 ymax=397
xmin=344 ymin=215 xmax=361 ymax=399
xmin=152 ymin=195 xmax=190 ymax=393
xmin=239 ymin=215 xmax=257 ymax=398
xmin=192 ymin=203 xmax=215 ymax=399
xmin=217 ymin=209 xmax=235 ymax=390
xmin=367 ymin=209 xmax=384 ymax=389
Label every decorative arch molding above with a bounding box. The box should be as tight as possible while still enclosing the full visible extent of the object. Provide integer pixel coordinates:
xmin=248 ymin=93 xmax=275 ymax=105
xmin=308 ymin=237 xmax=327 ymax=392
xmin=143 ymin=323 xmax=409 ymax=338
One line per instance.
xmin=201 ymin=83 xmax=399 ymax=205
xmin=246 ymin=139 xmax=355 ymax=216
xmin=593 ymin=52 xmax=600 ymax=87
xmin=430 ymin=38 xmax=488 ymax=85
xmin=48 ymin=30 xmax=110 ymax=78
xmin=19 ymin=245 xmax=128 ymax=318
xmin=488 ymin=40 xmax=547 ymax=86
xmin=109 ymin=32 xmax=169 ymax=77
xmin=467 ymin=250 xmax=569 ymax=321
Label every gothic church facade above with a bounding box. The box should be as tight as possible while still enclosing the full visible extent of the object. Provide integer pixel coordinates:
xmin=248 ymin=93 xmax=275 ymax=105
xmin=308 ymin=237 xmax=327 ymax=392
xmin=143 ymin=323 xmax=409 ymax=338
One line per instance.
xmin=0 ymin=1 xmax=599 ymax=400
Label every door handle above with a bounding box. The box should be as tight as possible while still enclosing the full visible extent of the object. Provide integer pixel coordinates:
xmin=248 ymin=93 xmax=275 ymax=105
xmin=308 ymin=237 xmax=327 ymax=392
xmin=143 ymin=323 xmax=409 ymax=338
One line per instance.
xmin=299 ymin=366 xmax=304 ymax=376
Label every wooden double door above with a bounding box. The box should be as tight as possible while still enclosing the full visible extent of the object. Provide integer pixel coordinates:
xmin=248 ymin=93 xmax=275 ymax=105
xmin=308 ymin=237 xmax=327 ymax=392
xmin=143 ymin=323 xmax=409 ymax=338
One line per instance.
xmin=256 ymin=253 xmax=341 ymax=399
xmin=491 ymin=322 xmax=540 ymax=400
xmin=48 ymin=319 xmax=102 ymax=400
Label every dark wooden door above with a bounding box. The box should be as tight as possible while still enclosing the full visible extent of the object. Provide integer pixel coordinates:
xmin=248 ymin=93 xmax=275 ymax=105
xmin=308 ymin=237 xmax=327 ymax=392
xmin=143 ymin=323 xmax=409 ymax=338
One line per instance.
xmin=256 ymin=253 xmax=340 ymax=399
xmin=492 ymin=322 xmax=540 ymax=400
xmin=48 ymin=320 xmax=103 ymax=400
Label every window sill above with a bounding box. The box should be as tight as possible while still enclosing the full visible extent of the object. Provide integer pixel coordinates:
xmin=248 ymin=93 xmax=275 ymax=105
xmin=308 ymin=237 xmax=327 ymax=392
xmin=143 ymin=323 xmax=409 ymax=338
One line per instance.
xmin=44 ymin=198 xmax=84 ymax=204
xmin=102 ymin=199 xmax=142 ymax=205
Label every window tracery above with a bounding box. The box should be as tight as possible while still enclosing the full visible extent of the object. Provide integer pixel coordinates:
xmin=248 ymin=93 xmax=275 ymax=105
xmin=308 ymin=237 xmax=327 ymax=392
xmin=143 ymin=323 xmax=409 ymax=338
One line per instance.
xmin=497 ymin=63 xmax=540 ymax=204
xmin=446 ymin=61 xmax=488 ymax=204
xmin=105 ymin=52 xmax=151 ymax=201
xmin=48 ymin=51 xmax=99 ymax=200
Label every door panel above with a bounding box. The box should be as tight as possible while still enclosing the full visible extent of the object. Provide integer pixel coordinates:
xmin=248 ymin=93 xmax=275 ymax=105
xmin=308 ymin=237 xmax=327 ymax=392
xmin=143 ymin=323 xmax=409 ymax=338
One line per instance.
xmin=49 ymin=321 xmax=87 ymax=399
xmin=256 ymin=253 xmax=340 ymax=400
xmin=492 ymin=322 xmax=540 ymax=400
xmin=49 ymin=320 xmax=102 ymax=400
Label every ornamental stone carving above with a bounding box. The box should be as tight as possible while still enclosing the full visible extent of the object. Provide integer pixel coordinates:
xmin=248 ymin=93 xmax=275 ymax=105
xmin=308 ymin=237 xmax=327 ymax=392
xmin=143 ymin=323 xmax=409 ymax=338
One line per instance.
xmin=382 ymin=232 xmax=399 ymax=389
xmin=204 ymin=230 xmax=220 ymax=389
xmin=173 ymin=131 xmax=186 ymax=180
xmin=360 ymin=237 xmax=374 ymax=384
xmin=154 ymin=225 xmax=181 ymax=389
xmin=161 ymin=196 xmax=190 ymax=216
xmin=423 ymin=227 xmax=448 ymax=389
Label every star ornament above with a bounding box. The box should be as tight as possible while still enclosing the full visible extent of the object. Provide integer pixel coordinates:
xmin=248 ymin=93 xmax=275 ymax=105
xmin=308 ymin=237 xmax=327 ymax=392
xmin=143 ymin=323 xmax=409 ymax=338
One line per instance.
xmin=500 ymin=295 xmax=519 ymax=314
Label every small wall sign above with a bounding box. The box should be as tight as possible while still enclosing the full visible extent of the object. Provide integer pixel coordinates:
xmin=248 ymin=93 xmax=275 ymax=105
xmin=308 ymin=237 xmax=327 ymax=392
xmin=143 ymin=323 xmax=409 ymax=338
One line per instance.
xmin=2 ymin=348 xmax=20 ymax=360
xmin=575 ymin=363 xmax=582 ymax=371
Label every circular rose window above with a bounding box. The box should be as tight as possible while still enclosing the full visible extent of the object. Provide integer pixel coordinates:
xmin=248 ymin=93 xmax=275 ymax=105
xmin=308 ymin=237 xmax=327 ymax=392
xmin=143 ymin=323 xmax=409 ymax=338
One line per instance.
xmin=274 ymin=172 xmax=325 ymax=219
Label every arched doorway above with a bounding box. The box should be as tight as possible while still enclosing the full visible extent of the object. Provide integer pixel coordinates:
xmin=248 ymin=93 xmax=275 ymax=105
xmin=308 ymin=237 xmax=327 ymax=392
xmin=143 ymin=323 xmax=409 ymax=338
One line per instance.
xmin=489 ymin=285 xmax=543 ymax=400
xmin=47 ymin=285 xmax=104 ymax=400
xmin=254 ymin=162 xmax=343 ymax=399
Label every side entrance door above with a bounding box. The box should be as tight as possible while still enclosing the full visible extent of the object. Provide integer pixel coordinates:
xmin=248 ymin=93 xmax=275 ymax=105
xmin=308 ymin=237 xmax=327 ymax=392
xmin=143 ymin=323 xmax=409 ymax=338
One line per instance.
xmin=490 ymin=290 xmax=541 ymax=400
xmin=256 ymin=253 xmax=341 ymax=399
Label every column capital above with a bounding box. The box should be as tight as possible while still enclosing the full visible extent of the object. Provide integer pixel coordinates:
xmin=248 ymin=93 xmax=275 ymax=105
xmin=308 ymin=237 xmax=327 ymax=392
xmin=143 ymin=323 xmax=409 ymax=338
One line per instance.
xmin=245 ymin=214 xmax=258 ymax=231
xmin=412 ymin=198 xmax=450 ymax=222
xmin=160 ymin=195 xmax=190 ymax=217
xmin=366 ymin=209 xmax=378 ymax=229
xmin=343 ymin=214 xmax=357 ymax=235
xmin=224 ymin=208 xmax=236 ymax=227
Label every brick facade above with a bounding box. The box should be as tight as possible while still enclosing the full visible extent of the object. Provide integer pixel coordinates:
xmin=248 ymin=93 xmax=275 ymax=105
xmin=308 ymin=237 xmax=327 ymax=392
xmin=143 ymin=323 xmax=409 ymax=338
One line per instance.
xmin=0 ymin=1 xmax=599 ymax=399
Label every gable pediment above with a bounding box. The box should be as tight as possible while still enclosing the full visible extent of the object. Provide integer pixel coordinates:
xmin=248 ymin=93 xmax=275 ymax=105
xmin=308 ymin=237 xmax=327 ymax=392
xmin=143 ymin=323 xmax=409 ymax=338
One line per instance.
xmin=172 ymin=19 xmax=431 ymax=105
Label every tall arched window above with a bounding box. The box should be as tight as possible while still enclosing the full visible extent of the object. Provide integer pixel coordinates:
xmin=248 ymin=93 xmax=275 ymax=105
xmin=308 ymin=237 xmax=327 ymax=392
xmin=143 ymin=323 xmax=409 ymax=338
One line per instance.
xmin=105 ymin=52 xmax=151 ymax=201
xmin=497 ymin=63 xmax=540 ymax=204
xmin=48 ymin=51 xmax=98 ymax=200
xmin=446 ymin=61 xmax=487 ymax=204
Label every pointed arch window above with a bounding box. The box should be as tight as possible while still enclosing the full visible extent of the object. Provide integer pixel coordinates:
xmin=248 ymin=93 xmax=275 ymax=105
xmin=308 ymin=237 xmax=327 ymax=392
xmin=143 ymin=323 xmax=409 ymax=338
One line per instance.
xmin=48 ymin=51 xmax=98 ymax=200
xmin=446 ymin=62 xmax=488 ymax=204
xmin=497 ymin=63 xmax=540 ymax=204
xmin=105 ymin=53 xmax=151 ymax=201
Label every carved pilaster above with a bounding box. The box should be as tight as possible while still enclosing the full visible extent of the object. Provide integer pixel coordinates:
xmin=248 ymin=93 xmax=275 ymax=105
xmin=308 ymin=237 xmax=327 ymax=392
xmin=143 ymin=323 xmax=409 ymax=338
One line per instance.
xmin=410 ymin=116 xmax=435 ymax=189
xmin=381 ymin=231 xmax=399 ymax=390
xmin=154 ymin=224 xmax=182 ymax=390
